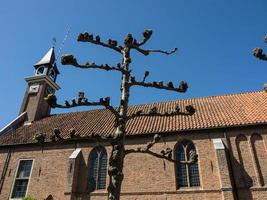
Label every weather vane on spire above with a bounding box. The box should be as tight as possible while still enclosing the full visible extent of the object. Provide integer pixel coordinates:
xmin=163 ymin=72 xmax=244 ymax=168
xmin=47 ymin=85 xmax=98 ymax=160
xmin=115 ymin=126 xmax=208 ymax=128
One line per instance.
xmin=52 ymin=37 xmax=57 ymax=48
xmin=50 ymin=26 xmax=71 ymax=66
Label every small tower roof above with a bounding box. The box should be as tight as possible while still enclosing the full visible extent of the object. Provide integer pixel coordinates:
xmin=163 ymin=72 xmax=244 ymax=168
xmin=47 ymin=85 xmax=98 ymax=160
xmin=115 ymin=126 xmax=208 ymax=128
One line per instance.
xmin=34 ymin=47 xmax=59 ymax=74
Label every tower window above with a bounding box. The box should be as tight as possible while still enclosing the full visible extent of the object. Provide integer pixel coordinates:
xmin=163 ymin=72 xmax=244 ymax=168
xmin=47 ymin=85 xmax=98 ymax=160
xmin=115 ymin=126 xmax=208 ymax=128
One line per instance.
xmin=11 ymin=160 xmax=33 ymax=199
xmin=175 ymin=140 xmax=200 ymax=188
xmin=36 ymin=66 xmax=45 ymax=75
xmin=88 ymin=147 xmax=107 ymax=192
xmin=48 ymin=68 xmax=56 ymax=80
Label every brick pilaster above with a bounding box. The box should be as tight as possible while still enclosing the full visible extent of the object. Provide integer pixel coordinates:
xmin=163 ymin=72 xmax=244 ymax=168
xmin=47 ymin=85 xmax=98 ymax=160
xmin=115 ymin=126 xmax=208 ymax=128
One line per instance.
xmin=213 ymin=139 xmax=234 ymax=200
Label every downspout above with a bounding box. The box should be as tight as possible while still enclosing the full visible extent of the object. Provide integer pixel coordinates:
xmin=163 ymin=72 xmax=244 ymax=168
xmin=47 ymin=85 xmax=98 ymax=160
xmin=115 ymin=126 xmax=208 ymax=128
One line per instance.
xmin=0 ymin=148 xmax=12 ymax=193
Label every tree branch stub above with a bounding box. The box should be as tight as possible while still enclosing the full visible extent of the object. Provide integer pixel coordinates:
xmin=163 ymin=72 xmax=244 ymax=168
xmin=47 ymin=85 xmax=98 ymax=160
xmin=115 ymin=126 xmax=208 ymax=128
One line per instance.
xmin=77 ymin=32 xmax=122 ymax=54
xmin=253 ymin=35 xmax=267 ymax=61
xmin=44 ymin=93 xmax=119 ymax=119
xmin=127 ymin=104 xmax=195 ymax=120
xmin=129 ymin=78 xmax=188 ymax=93
xmin=61 ymin=54 xmax=127 ymax=73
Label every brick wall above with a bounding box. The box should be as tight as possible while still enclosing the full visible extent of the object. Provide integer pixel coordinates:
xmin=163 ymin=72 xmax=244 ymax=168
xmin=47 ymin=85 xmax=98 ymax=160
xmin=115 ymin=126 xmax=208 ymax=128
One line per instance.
xmin=20 ymin=82 xmax=51 ymax=122
xmin=0 ymin=126 xmax=266 ymax=200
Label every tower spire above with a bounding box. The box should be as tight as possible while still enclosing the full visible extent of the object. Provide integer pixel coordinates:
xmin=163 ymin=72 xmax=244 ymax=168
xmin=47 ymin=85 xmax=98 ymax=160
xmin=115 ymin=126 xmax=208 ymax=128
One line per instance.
xmin=19 ymin=47 xmax=60 ymax=122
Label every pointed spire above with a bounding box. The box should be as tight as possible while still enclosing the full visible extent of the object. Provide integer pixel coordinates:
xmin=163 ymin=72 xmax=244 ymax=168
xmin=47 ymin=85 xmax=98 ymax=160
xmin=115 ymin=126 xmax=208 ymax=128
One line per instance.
xmin=34 ymin=47 xmax=59 ymax=74
xmin=35 ymin=47 xmax=55 ymax=66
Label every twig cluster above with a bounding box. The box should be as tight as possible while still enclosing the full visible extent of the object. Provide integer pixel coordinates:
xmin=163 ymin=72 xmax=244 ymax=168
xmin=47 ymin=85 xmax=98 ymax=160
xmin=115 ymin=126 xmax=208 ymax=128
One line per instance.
xmin=76 ymin=30 xmax=177 ymax=56
xmin=33 ymin=132 xmax=46 ymax=143
xmin=33 ymin=127 xmax=115 ymax=144
xmin=129 ymin=73 xmax=188 ymax=93
xmin=253 ymin=47 xmax=267 ymax=60
xmin=44 ymin=92 xmax=119 ymax=118
xmin=135 ymin=29 xmax=153 ymax=46
xmin=123 ymin=30 xmax=178 ymax=56
xmin=61 ymin=54 xmax=126 ymax=73
xmin=77 ymin=32 xmax=122 ymax=53
xmin=128 ymin=105 xmax=195 ymax=119
xmin=253 ymin=35 xmax=267 ymax=61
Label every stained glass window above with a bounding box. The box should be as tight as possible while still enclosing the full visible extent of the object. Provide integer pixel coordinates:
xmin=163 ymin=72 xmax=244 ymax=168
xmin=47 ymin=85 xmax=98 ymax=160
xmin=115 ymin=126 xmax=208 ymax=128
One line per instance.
xmin=175 ymin=140 xmax=200 ymax=188
xmin=88 ymin=147 xmax=107 ymax=192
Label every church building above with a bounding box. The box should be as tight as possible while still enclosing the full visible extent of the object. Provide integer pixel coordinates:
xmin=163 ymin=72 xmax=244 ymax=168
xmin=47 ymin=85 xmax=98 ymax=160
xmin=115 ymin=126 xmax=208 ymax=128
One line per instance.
xmin=0 ymin=48 xmax=267 ymax=200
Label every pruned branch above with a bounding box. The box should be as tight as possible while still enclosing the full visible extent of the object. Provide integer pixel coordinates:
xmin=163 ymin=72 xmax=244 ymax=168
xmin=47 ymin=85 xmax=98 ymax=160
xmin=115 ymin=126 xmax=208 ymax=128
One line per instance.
xmin=61 ymin=54 xmax=126 ymax=73
xmin=145 ymin=134 xmax=161 ymax=151
xmin=124 ymin=29 xmax=177 ymax=56
xmin=125 ymin=134 xmax=198 ymax=164
xmin=77 ymin=32 xmax=122 ymax=54
xmin=44 ymin=93 xmax=119 ymax=118
xmin=33 ymin=132 xmax=46 ymax=144
xmin=129 ymin=77 xmax=188 ymax=93
xmin=132 ymin=45 xmax=177 ymax=56
xmin=33 ymin=127 xmax=115 ymax=144
xmin=125 ymin=148 xmax=198 ymax=165
xmin=148 ymin=48 xmax=178 ymax=55
xmin=127 ymin=105 xmax=195 ymax=120
xmin=253 ymin=47 xmax=267 ymax=61
xmin=135 ymin=29 xmax=153 ymax=46
xmin=253 ymin=35 xmax=267 ymax=61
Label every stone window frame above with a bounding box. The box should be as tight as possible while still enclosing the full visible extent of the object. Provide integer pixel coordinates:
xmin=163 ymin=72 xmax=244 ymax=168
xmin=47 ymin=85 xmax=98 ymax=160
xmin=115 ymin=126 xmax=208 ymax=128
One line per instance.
xmin=87 ymin=146 xmax=107 ymax=192
xmin=174 ymin=140 xmax=200 ymax=189
xmin=10 ymin=159 xmax=34 ymax=200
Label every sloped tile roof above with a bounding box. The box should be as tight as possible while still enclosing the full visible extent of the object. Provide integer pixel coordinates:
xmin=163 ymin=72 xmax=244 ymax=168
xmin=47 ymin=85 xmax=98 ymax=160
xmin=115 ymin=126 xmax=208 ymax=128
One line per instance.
xmin=0 ymin=91 xmax=266 ymax=145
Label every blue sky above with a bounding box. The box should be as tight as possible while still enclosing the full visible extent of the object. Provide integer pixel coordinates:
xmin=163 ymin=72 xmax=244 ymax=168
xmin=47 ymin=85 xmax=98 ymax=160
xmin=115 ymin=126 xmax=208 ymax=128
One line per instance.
xmin=0 ymin=0 xmax=267 ymax=128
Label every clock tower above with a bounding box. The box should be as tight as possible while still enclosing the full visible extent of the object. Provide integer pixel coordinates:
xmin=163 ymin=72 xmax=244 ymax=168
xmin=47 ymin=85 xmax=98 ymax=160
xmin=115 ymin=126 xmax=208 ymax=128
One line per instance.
xmin=19 ymin=47 xmax=60 ymax=123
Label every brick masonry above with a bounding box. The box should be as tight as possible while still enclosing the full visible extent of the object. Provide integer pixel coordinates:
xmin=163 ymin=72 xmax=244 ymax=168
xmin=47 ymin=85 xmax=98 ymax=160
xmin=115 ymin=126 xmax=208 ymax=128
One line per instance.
xmin=0 ymin=126 xmax=267 ymax=200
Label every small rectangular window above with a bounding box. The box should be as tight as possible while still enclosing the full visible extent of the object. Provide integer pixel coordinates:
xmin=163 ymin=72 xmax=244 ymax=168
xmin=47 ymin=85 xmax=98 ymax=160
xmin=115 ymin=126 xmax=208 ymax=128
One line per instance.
xmin=11 ymin=160 xmax=33 ymax=199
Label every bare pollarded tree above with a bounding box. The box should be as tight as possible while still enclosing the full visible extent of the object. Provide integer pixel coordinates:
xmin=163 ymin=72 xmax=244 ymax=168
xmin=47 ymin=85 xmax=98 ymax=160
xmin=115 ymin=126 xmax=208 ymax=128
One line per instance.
xmin=44 ymin=30 xmax=197 ymax=200
xmin=253 ymin=35 xmax=267 ymax=61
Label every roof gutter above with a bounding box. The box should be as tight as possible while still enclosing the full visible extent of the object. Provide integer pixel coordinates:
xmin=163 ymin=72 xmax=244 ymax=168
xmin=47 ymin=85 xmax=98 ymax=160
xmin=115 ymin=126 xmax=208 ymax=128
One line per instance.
xmin=0 ymin=112 xmax=27 ymax=136
xmin=0 ymin=123 xmax=267 ymax=149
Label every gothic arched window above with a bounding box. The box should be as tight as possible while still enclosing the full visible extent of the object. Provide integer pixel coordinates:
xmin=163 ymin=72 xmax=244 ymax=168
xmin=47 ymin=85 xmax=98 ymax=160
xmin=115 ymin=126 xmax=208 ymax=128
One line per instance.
xmin=175 ymin=140 xmax=200 ymax=188
xmin=88 ymin=146 xmax=107 ymax=192
xmin=36 ymin=66 xmax=45 ymax=75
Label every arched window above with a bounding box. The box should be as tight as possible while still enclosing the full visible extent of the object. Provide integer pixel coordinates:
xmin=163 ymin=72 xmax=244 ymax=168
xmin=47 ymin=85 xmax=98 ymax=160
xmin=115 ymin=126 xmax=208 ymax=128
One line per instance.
xmin=250 ymin=133 xmax=267 ymax=186
xmin=88 ymin=146 xmax=107 ymax=192
xmin=36 ymin=66 xmax=45 ymax=75
xmin=236 ymin=134 xmax=254 ymax=187
xmin=175 ymin=140 xmax=200 ymax=188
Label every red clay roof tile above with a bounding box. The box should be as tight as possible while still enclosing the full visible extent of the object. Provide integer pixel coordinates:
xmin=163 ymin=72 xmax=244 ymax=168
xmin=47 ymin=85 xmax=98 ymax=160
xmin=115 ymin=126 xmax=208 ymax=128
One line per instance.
xmin=0 ymin=91 xmax=266 ymax=145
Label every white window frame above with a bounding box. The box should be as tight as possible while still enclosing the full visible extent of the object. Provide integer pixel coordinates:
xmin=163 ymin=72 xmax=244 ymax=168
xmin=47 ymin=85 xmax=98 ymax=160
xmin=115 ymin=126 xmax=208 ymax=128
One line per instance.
xmin=10 ymin=159 xmax=34 ymax=200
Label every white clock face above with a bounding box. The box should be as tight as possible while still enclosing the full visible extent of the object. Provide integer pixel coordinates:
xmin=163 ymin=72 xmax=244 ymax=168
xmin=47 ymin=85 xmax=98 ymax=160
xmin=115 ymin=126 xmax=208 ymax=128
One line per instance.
xmin=29 ymin=84 xmax=40 ymax=94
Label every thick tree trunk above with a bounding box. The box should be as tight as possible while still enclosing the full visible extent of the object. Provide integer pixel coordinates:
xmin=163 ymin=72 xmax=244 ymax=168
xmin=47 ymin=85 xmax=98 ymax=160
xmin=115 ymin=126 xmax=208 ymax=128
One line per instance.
xmin=49 ymin=30 xmax=189 ymax=200
xmin=107 ymin=48 xmax=130 ymax=200
xmin=107 ymin=138 xmax=125 ymax=200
